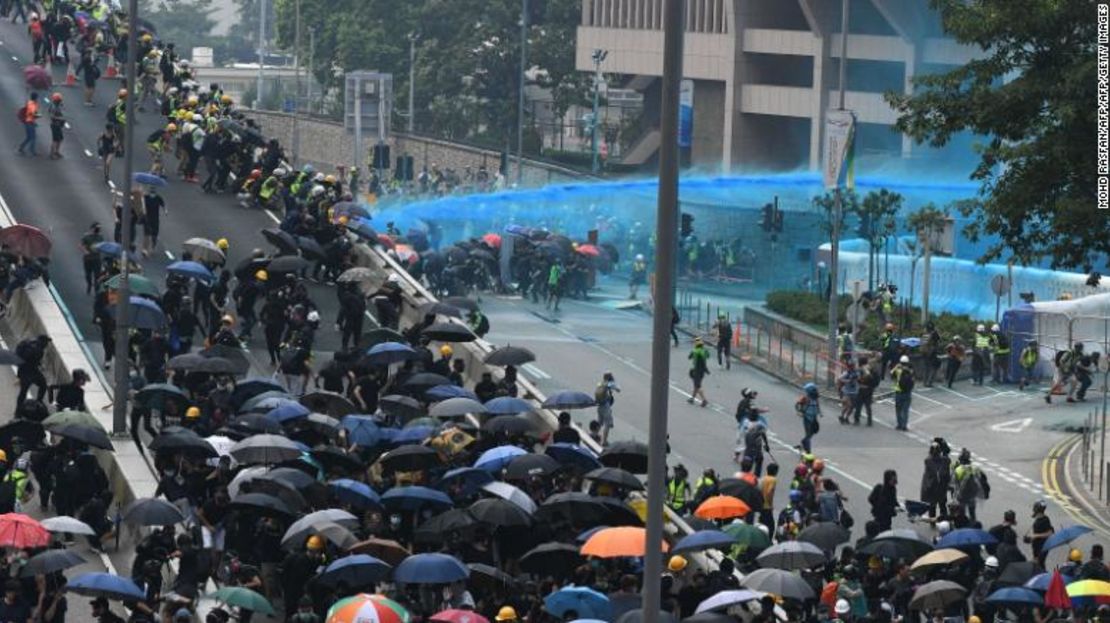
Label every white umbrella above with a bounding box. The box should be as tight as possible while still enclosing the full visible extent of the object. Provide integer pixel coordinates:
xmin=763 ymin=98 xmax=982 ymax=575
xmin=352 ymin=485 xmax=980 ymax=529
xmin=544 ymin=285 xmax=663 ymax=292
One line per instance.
xmin=182 ymin=238 xmax=226 ymax=265
xmin=227 ymin=465 xmax=268 ymax=498
xmin=205 ymin=435 xmax=236 ymax=457
xmin=481 ymin=481 xmax=538 ymax=514
xmin=230 ymin=434 xmax=303 ymax=465
xmin=695 ymin=590 xmax=767 ymax=614
xmin=284 ymin=509 xmax=359 ymax=547
xmin=40 ymin=516 xmax=95 ymax=536
xmin=756 ymin=541 xmax=827 ymax=570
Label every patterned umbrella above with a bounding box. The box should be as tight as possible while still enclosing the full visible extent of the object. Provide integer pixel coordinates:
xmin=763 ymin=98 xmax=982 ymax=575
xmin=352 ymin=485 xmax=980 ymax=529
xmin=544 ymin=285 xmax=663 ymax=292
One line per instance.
xmin=0 ymin=224 xmax=52 ymax=258
xmin=0 ymin=514 xmax=49 ymax=549
xmin=327 ymin=593 xmax=411 ymax=623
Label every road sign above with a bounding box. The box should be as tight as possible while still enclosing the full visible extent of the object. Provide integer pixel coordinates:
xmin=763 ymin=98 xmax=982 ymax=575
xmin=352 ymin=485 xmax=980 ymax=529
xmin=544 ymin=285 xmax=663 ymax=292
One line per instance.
xmin=989 ymin=417 xmax=1032 ymax=433
xmin=990 ymin=275 xmax=1012 ymax=296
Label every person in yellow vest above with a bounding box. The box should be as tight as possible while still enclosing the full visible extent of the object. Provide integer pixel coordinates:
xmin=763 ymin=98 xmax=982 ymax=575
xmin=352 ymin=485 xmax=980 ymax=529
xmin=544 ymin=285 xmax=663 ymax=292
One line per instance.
xmin=1018 ymin=340 xmax=1039 ymax=390
xmin=628 ymin=254 xmax=647 ymax=299
xmin=666 ymin=464 xmax=692 ymax=513
xmin=989 ymin=323 xmax=1011 ymax=384
xmin=972 ymin=324 xmax=991 ymax=386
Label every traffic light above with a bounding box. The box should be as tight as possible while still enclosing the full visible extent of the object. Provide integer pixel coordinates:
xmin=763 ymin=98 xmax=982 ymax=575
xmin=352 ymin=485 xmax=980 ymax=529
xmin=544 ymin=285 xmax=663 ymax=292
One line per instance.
xmin=760 ymin=204 xmax=773 ymax=232
xmin=680 ymin=213 xmax=694 ymax=238
xmin=372 ymin=144 xmax=391 ymax=170
xmin=773 ymin=206 xmax=784 ymax=233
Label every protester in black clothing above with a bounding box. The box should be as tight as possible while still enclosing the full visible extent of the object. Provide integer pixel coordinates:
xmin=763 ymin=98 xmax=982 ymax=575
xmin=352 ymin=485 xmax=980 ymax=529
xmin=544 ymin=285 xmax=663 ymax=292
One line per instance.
xmin=869 ymin=469 xmax=900 ymax=532
xmin=336 ymin=286 xmax=366 ymax=350
xmin=14 ymin=335 xmax=50 ymax=413
xmin=552 ymin=412 xmax=581 ymax=445
xmin=474 ymin=372 xmax=498 ymax=403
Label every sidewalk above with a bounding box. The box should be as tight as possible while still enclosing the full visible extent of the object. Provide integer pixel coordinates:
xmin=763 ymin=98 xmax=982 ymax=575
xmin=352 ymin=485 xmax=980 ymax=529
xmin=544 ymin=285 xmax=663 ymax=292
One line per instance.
xmin=1058 ymin=422 xmax=1110 ymax=536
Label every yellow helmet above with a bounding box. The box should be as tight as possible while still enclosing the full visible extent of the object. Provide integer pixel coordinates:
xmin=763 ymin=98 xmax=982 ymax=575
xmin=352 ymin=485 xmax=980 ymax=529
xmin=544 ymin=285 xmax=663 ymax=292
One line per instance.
xmin=165 ymin=123 xmax=177 ymax=132
xmin=220 ymin=314 xmax=235 ymax=326
xmin=668 ymin=555 xmax=687 ymax=572
xmin=337 ymin=216 xmax=349 ymax=226
xmin=141 ymin=33 xmax=152 ymax=42
xmin=146 ymin=49 xmax=157 ymax=58
xmin=0 ymin=449 xmax=8 ymax=463
xmin=185 ymin=406 xmax=201 ymax=419
xmin=306 ymin=535 xmax=325 ymax=551
xmin=324 ymin=174 xmax=336 ymax=184
xmin=969 ymin=617 xmax=982 ymax=623
xmin=220 ymin=94 xmax=232 ymax=104
xmin=1069 ymin=548 xmax=1083 ymax=563
xmin=255 ymin=270 xmax=269 ymax=282
xmin=216 ymin=238 xmax=229 ymax=250
xmin=187 ymin=95 xmax=199 ymax=105
xmin=494 ymin=607 xmax=518 ymax=622
xmin=440 ymin=345 xmax=453 ymax=357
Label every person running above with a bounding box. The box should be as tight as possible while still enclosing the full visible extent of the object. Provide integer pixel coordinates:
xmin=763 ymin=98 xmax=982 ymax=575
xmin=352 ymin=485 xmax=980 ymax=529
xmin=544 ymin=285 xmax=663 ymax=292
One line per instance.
xmin=46 ymin=92 xmax=64 ymax=159
xmin=944 ymin=335 xmax=965 ymax=388
xmin=593 ymin=371 xmax=619 ymax=446
xmin=1018 ymin=340 xmax=1039 ymax=390
xmin=79 ymin=222 xmax=103 ymax=295
xmin=1046 ymin=342 xmax=1083 ymax=404
xmin=16 ymin=92 xmax=39 ymax=156
xmin=628 ymin=254 xmax=647 ymax=299
xmin=687 ymin=337 xmax=710 ymax=407
xmin=75 ymin=48 xmax=100 ymax=106
xmin=146 ymin=123 xmax=174 ymax=177
xmin=837 ymin=361 xmax=860 ymax=424
xmin=671 ymin=307 xmax=680 ymax=347
xmin=795 ymin=382 xmax=821 ymax=453
xmin=97 ymin=124 xmax=118 ymax=184
xmin=713 ymin=313 xmax=733 ymax=369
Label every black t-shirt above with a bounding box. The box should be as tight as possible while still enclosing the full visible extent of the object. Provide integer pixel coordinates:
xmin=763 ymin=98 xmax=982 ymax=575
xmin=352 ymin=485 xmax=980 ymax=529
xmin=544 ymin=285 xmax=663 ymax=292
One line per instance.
xmin=143 ymin=195 xmax=164 ymax=226
xmin=0 ymin=597 xmax=32 ymax=623
xmin=1031 ymin=515 xmax=1053 ymax=556
xmin=200 ymin=499 xmax=229 ymax=527
xmin=552 ymin=427 xmax=580 ymax=445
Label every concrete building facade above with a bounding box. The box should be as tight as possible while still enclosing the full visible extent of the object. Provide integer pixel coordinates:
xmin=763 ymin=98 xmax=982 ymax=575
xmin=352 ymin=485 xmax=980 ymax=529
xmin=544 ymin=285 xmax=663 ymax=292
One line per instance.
xmin=576 ymin=0 xmax=978 ymax=172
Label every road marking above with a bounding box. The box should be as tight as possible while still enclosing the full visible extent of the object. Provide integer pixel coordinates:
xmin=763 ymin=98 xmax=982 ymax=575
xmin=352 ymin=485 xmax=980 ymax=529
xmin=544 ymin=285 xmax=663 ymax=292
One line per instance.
xmin=990 ymin=417 xmax=1033 ymax=433
xmin=263 ymin=209 xmax=280 ymax=224
xmin=522 ymin=363 xmax=551 ymax=380
xmin=10 ymin=56 xmax=16 ymax=61
xmin=83 ymin=149 xmax=93 ymax=158
xmin=164 ymin=250 xmax=174 ymax=261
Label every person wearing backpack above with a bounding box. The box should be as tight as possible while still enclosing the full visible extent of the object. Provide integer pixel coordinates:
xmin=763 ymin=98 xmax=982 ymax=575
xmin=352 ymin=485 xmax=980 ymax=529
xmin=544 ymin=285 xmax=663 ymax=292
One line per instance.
xmin=16 ymin=92 xmax=39 ymax=156
xmin=919 ymin=441 xmax=951 ymax=518
xmin=594 ymin=371 xmax=619 ymax=446
xmin=794 ymin=383 xmax=822 ymax=453
xmin=1046 ymin=342 xmax=1083 ymax=404
xmin=890 ymin=355 xmax=914 ymax=431
xmin=14 ymin=335 xmax=50 ymax=414
xmin=952 ymin=448 xmax=989 ymax=522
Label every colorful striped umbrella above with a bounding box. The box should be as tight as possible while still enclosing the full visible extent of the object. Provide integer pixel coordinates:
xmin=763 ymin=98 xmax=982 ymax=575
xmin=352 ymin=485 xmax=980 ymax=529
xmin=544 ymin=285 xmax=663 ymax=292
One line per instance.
xmin=327 ymin=593 xmax=411 ymax=623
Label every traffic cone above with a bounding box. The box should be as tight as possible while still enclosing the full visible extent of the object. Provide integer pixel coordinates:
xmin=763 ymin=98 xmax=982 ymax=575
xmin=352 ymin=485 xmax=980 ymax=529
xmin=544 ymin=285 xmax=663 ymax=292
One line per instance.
xmin=65 ymin=62 xmax=76 ymax=87
xmin=105 ymin=50 xmax=117 ymax=78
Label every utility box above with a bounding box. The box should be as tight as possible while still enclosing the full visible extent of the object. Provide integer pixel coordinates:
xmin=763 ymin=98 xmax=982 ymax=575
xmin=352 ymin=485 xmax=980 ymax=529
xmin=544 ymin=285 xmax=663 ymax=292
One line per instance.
xmin=344 ymin=72 xmax=393 ymax=141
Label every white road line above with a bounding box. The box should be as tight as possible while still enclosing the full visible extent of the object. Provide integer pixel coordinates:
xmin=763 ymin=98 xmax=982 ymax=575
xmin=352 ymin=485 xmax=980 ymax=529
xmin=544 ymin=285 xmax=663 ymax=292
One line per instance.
xmin=522 ymin=363 xmax=551 ymax=379
xmin=263 ymin=209 xmax=280 ymax=224
xmin=910 ymin=391 xmax=953 ymax=408
xmin=83 ymin=149 xmax=92 ymax=157
xmin=164 ymin=250 xmax=174 ymax=260
xmin=10 ymin=56 xmax=16 ymax=61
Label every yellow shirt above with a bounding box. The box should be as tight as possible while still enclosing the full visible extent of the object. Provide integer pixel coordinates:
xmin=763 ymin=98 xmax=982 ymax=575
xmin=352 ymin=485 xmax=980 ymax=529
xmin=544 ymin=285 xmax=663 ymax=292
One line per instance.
xmin=760 ymin=475 xmax=777 ymax=508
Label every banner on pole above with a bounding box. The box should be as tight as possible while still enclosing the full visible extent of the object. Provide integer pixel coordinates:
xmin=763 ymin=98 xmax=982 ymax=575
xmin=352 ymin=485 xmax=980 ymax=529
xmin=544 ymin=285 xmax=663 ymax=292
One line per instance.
xmin=678 ymin=79 xmax=694 ymax=148
xmin=823 ymin=109 xmax=856 ymax=190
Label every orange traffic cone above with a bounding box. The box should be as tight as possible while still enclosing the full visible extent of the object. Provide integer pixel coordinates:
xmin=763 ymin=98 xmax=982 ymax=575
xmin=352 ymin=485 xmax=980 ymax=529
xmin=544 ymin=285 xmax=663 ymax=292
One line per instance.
xmin=105 ymin=50 xmax=117 ymax=78
xmin=65 ymin=63 xmax=76 ymax=87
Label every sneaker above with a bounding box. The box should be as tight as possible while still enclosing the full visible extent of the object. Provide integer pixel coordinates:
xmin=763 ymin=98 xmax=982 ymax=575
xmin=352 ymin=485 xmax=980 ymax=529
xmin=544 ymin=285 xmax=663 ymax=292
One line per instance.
xmin=1067 ymin=397 xmax=1077 ymax=403
xmin=686 ymin=397 xmax=694 ymax=404
xmin=1045 ymin=395 xmax=1051 ymax=404
xmin=700 ymin=400 xmax=708 ymax=408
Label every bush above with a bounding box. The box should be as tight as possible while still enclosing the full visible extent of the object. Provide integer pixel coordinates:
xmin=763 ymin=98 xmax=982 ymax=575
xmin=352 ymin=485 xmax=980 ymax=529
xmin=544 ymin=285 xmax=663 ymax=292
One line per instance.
xmin=765 ymin=291 xmax=852 ymax=328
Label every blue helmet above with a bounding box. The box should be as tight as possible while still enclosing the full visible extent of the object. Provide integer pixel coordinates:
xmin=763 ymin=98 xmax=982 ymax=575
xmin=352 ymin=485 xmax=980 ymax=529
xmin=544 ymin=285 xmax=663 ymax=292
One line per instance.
xmin=302 ymin=164 xmax=315 ymax=174
xmin=789 ymin=489 xmax=803 ymax=503
xmin=804 ymin=382 xmax=818 ymax=397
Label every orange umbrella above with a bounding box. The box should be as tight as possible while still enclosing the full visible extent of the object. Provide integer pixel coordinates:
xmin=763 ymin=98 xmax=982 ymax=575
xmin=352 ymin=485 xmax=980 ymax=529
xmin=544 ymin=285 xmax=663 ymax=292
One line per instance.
xmin=580 ymin=526 xmax=669 ymax=558
xmin=481 ymin=233 xmax=502 ymax=249
xmin=695 ymin=495 xmax=751 ymax=520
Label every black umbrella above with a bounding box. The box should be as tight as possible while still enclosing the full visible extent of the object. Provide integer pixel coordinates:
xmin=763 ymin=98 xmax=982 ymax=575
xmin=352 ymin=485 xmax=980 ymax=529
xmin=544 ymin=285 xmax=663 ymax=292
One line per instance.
xmin=231 ymin=414 xmax=283 ymax=435
xmin=0 ymin=420 xmax=45 ymax=450
xmin=244 ymin=476 xmax=309 ymax=512
xmin=264 ymin=466 xmax=329 ymax=506
xmin=54 ymin=424 xmax=113 ymax=450
xmin=584 ymin=467 xmax=644 ymax=491
xmin=122 ymin=497 xmax=186 ymax=526
xmin=504 ymin=453 xmax=561 ymax=480
xmin=379 ymin=444 xmax=440 ymax=472
xmin=167 ymin=353 xmax=206 ymax=371
xmin=482 ymin=415 xmax=538 ymax=436
xmin=196 ymin=356 xmax=239 ymax=375
xmin=229 ymin=379 xmax=287 ymax=411
xmin=230 ymin=492 xmax=294 ymax=517
xmin=230 ymin=434 xmax=303 ymax=465
xmin=418 ymin=302 xmax=463 ymax=319
xmin=0 ymin=349 xmax=22 ymax=366
xmin=599 ymin=441 xmax=649 ymax=474
xmin=234 ymin=256 xmax=270 ymax=281
xmin=267 ymin=255 xmax=311 ymax=273
xmin=520 ymin=542 xmax=582 ymax=576
xmin=296 ymin=236 xmax=325 ymax=260
xmin=311 ymin=446 xmax=365 ymax=474
xmin=997 ymin=561 xmax=1039 ymax=586
xmin=467 ymin=563 xmax=517 ymax=592
xmin=365 ymin=328 xmax=406 ymax=348
xmin=415 ymin=509 xmax=479 ymax=544
xmin=200 ymin=345 xmax=251 ymax=375
xmin=380 ymin=395 xmax=425 ymax=420
xmin=536 ymin=492 xmax=611 ymax=524
xmin=19 ymin=550 xmax=85 ymax=577
xmin=261 ymin=228 xmax=297 ymax=254
xmin=442 ymin=297 xmax=479 ymax=312
xmin=402 ymin=373 xmax=453 ymax=393
xmin=484 ymin=346 xmax=535 ymax=367
xmin=468 ymin=498 xmax=532 ymax=529
xmin=798 ymin=522 xmax=851 ymax=552
xmin=301 ymin=391 xmax=356 ymax=417
xmin=718 ymin=478 xmax=765 ymax=513
xmin=421 ymin=323 xmax=476 ymax=343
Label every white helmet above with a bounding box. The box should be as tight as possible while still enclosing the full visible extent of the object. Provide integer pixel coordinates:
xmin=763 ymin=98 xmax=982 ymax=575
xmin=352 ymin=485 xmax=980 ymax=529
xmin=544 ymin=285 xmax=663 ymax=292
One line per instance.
xmin=635 ymin=254 xmax=644 ymax=261
xmin=936 ymin=520 xmax=951 ymax=535
xmin=387 ymin=273 xmax=401 ymax=284
xmin=192 ymin=113 xmax=202 ymax=122
xmin=310 ymin=185 xmax=325 ymax=197
xmin=991 ymin=324 xmax=1001 ymax=332
xmin=835 ymin=599 xmax=850 ymax=615
xmin=313 ymin=172 xmax=325 ymax=182
xmin=307 ymin=310 xmax=320 ymax=323
xmin=985 ymin=556 xmax=999 ymax=568
xmin=899 ymin=355 xmax=910 ymax=364
xmin=273 ymin=168 xmax=287 ymax=176
xmin=977 ymin=324 xmax=986 ymax=332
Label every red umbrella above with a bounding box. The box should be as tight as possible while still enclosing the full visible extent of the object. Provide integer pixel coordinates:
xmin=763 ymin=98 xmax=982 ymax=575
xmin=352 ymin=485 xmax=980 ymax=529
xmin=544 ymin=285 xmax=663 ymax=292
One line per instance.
xmin=576 ymin=244 xmax=601 ymax=258
xmin=1045 ymin=569 xmax=1071 ymax=609
xmin=0 ymin=514 xmax=49 ymax=549
xmin=22 ymin=65 xmax=51 ymax=90
xmin=377 ymin=234 xmax=396 ymax=249
xmin=481 ymin=233 xmax=502 ymax=249
xmin=0 ymin=224 xmax=52 ymax=258
xmin=431 ymin=610 xmax=490 ymax=623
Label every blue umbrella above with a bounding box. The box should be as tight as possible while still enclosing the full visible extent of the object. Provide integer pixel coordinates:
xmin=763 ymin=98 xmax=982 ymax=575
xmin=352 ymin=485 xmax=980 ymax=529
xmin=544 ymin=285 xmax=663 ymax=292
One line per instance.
xmin=167 ymin=260 xmax=215 ymax=284
xmin=1025 ymin=572 xmax=1076 ymax=591
xmin=329 ymin=479 xmax=382 ymax=510
xmin=426 ymin=384 xmax=478 ymax=401
xmin=366 ymin=341 xmax=418 ymax=365
xmin=318 ymin=554 xmax=392 ymax=587
xmin=937 ymin=528 xmax=998 ymax=549
xmin=1042 ymin=525 xmax=1093 ymax=552
xmin=436 ymin=467 xmax=494 ymax=496
xmin=243 ymin=395 xmax=298 ymax=414
xmin=66 ymin=572 xmax=146 ymax=601
xmin=390 ymin=426 xmax=435 ymax=445
xmin=382 ymin=486 xmax=453 ymax=512
xmin=985 ymin=587 xmax=1043 ymax=606
xmin=265 ymin=403 xmax=310 ymax=424
xmin=545 ymin=586 xmax=611 ymax=620
xmin=546 ymin=443 xmax=602 ymax=471
xmin=484 ymin=397 xmax=535 ymax=415
xmin=349 ymin=218 xmax=379 ymax=240
xmin=900 ymin=337 xmax=922 ymax=348
xmin=341 ymin=415 xmax=381 ymax=446
xmin=542 ymin=390 xmax=596 ymax=410
xmin=93 ymin=241 xmax=122 ymax=258
xmin=474 ymin=445 xmax=528 ymax=472
xmin=394 ymin=553 xmax=469 ymax=584
xmin=133 ymin=172 xmax=167 ymax=187
xmin=673 ymin=529 xmax=738 ymax=554
xmin=110 ymin=296 xmax=166 ymax=330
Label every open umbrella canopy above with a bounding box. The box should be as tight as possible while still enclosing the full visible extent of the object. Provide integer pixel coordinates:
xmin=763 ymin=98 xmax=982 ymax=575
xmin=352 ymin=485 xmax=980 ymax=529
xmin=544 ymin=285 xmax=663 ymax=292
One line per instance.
xmin=209 ymin=586 xmax=275 ymax=615
xmin=480 ymin=481 xmax=537 ymax=514
xmin=133 ymin=172 xmax=167 ymax=187
xmin=366 ymin=341 xmax=419 ymax=365
xmin=341 ymin=415 xmax=381 ymax=447
xmin=229 ymin=434 xmax=303 ymax=464
xmin=110 ymin=296 xmax=166 ymax=330
xmin=520 ymin=542 xmax=583 ymax=576
xmin=673 ymin=530 xmax=739 ymax=555
xmin=542 ymin=390 xmax=596 ymax=410
xmin=200 ymin=345 xmax=251 ymax=375
xmin=599 ymin=441 xmax=649 ymax=474
xmin=166 ymin=260 xmax=215 ymax=284
xmin=422 ymin=323 xmax=477 ymax=343
xmin=402 ymin=373 xmax=453 ymax=393
xmin=546 ymin=443 xmax=602 ymax=471
xmin=328 ymin=594 xmax=411 ymax=623
xmin=474 ymin=445 xmax=528 ymax=472
xmin=1043 ymin=525 xmax=1093 ymax=552
xmin=695 ymin=495 xmax=751 ymax=520
xmin=797 ymin=522 xmax=851 ymax=552
xmin=93 ymin=241 xmax=123 ymax=258
xmin=261 ymin=228 xmax=298 ymax=254
xmin=418 ymin=302 xmax=464 ymax=318
xmin=134 ymin=383 xmax=189 ymax=412
xmin=415 ymin=509 xmax=479 ymax=544
xmin=585 ymin=467 xmax=644 ymax=491
xmin=318 ymin=554 xmax=393 ymax=587
xmin=23 ymin=64 xmax=50 ymax=89
xmin=338 ymin=266 xmax=376 ymax=284
xmin=0 ymin=224 xmax=51 ymax=258
xmin=998 ymin=561 xmax=1040 ymax=587
xmin=483 ymin=415 xmax=538 ymax=437
xmin=468 ymin=497 xmax=532 ymax=529
xmin=425 ymin=385 xmax=479 ymax=402
xmin=19 ymin=549 xmax=85 ymax=577
xmin=394 ymin=553 xmax=469 ymax=584
xmin=101 ymin=273 xmax=160 ymax=297
xmin=581 ymin=526 xmax=669 ymax=558
xmin=182 ymin=237 xmax=225 ymax=264
xmin=67 ymin=572 xmax=145 ymax=602
xmin=937 ymin=528 xmax=997 ymax=549
xmin=432 ymin=610 xmax=490 ymax=623
xmin=379 ymin=445 xmax=440 ymax=473
xmin=484 ymin=346 xmax=536 ymax=367
xmin=123 ymin=497 xmax=185 ymax=526
xmin=40 ymin=516 xmax=95 ymax=536
xmin=380 ymin=395 xmax=425 ymax=421
xmin=265 ymin=402 xmax=311 ymax=424
xmin=483 ymin=397 xmax=536 ymax=415
xmin=1026 ymin=571 xmax=1076 ymax=592
xmin=911 ymin=548 xmax=968 ymax=572
xmin=43 ymin=409 xmax=104 ymax=431
xmin=301 ymin=391 xmax=356 ymax=417
xmin=329 ymin=479 xmax=382 ymax=510
xmin=757 ymin=541 xmax=827 ymax=570
xmin=382 ymin=486 xmax=453 ymax=512
xmin=545 ymin=586 xmax=611 ymax=621
xmin=986 ymin=587 xmax=1043 ymax=606
xmin=430 ymin=397 xmax=488 ymax=418
xmin=864 ymin=529 xmax=934 ymax=559
xmin=722 ymin=522 xmax=772 ymax=551
xmin=695 ymin=590 xmax=767 ymax=614
xmin=1067 ymin=579 xmax=1110 ymax=597
xmin=231 ymin=414 xmax=283 ymax=436
xmin=740 ymin=569 xmax=815 ymax=601
xmin=267 ymin=255 xmax=311 ymax=274
xmin=230 ymin=492 xmax=294 ymax=517
xmin=505 ymin=453 xmax=562 ymax=480
xmin=910 ymin=580 xmax=967 ymax=611
xmin=53 ymin=424 xmax=114 ymax=450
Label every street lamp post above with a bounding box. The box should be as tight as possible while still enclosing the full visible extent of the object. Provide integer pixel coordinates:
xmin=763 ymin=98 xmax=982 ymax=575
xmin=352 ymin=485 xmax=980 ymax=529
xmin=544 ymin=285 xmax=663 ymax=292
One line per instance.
xmin=111 ymin=0 xmax=141 ymax=434
xmin=291 ymin=0 xmax=301 ymax=163
xmin=590 ymin=49 xmax=607 ymax=174
xmin=306 ymin=27 xmax=316 ymax=113
xmin=516 ymin=0 xmax=527 ymax=185
xmin=256 ymin=0 xmax=266 ymax=109
xmin=408 ymin=33 xmax=417 ymax=134
xmin=825 ymin=0 xmax=850 ymax=387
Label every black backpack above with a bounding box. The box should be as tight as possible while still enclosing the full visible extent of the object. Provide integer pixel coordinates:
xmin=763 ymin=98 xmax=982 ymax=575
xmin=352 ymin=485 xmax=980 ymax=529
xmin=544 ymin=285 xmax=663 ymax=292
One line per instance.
xmin=897 ymin=368 xmax=916 ymax=392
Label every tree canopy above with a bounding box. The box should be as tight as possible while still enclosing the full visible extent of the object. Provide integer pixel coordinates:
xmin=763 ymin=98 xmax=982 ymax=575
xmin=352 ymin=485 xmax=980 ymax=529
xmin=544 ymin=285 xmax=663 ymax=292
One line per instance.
xmin=886 ymin=0 xmax=1099 ymax=270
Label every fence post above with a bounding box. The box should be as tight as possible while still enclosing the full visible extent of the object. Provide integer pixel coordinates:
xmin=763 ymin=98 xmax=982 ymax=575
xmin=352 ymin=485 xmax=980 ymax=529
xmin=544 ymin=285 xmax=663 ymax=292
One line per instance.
xmin=1091 ymin=450 xmax=1096 ymax=490
xmin=803 ymin=344 xmax=808 ymax=378
xmin=756 ymin=328 xmax=762 ymax=357
xmin=778 ymin=335 xmax=784 ymax=370
xmin=790 ymin=341 xmax=795 ymax=375
xmin=706 ymin=302 xmax=711 ymax=331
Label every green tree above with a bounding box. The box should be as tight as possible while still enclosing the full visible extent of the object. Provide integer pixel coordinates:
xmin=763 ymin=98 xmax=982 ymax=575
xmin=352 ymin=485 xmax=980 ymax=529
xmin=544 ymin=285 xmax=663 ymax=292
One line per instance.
xmin=906 ymin=203 xmax=949 ymax=322
xmin=885 ymin=0 xmax=1098 ymax=270
xmin=139 ymin=0 xmax=218 ymax=59
xmin=856 ymin=189 xmax=902 ymax=290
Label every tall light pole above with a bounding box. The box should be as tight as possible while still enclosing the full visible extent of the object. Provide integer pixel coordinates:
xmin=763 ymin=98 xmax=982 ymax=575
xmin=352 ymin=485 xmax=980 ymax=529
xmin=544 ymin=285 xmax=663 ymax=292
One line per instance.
xmin=825 ymin=0 xmax=850 ymax=387
xmin=408 ymin=33 xmax=417 ymax=134
xmin=590 ymin=49 xmax=607 ymax=174
xmin=256 ymin=0 xmax=266 ymax=109
xmin=641 ymin=1 xmax=683 ymax=622
xmin=307 ymin=27 xmax=316 ymax=113
xmin=291 ymin=0 xmax=301 ymax=162
xmin=516 ymin=0 xmax=527 ymax=185
xmin=112 ymin=0 xmax=141 ymax=434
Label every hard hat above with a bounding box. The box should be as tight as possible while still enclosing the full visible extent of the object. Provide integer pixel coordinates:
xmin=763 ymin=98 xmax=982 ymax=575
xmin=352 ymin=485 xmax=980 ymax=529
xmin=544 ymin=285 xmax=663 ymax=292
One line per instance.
xmin=313 ymin=172 xmax=325 ymax=182
xmin=29 ymin=12 xmax=37 ymax=20
xmin=813 ymin=459 xmax=825 ymax=473
xmin=307 ymin=310 xmax=320 ymax=323
xmin=494 ymin=606 xmax=518 ymax=622
xmin=337 ymin=216 xmax=349 ymax=226
xmin=802 ymin=453 xmax=816 ymax=463
xmin=216 ymin=238 xmax=229 ymax=250
xmin=310 ymin=185 xmax=325 ymax=197
xmin=899 ymin=355 xmax=910 ymax=363
xmin=117 ymin=88 xmax=128 ymax=99
xmin=306 ymin=535 xmax=324 ymax=551
xmin=834 ymin=599 xmax=850 ymax=615
xmin=440 ymin=345 xmax=453 ymax=357
xmin=667 ymin=555 xmax=687 ymax=572
xmin=985 ymin=556 xmax=999 ymax=568
xmin=50 ymin=92 xmax=62 ymax=102
xmin=303 ymin=164 xmax=315 ymax=174
xmin=635 ymin=254 xmax=644 ymax=261
xmin=141 ymin=33 xmax=152 ymax=42
xmin=165 ymin=123 xmax=177 ymax=132
xmin=977 ymin=324 xmax=986 ymax=332
xmin=788 ymin=489 xmax=803 ymax=503
xmin=868 ymin=556 xmax=882 ymax=570
xmin=221 ymin=314 xmax=235 ymax=325
xmin=192 ymin=113 xmax=203 ymax=122
xmin=220 ymin=94 xmax=232 ymax=104
xmin=936 ymin=520 xmax=951 ymax=535
xmin=0 ymin=449 xmax=8 ymax=463
xmin=969 ymin=617 xmax=982 ymax=623
xmin=884 ymin=323 xmax=894 ymax=331
xmin=167 ymin=87 xmax=179 ymax=95
xmin=274 ymin=168 xmax=287 ymax=177
xmin=255 ymin=270 xmax=268 ymax=282
xmin=991 ymin=323 xmax=1001 ymax=332
xmin=187 ymin=95 xmax=199 ymax=104
xmin=146 ymin=50 xmax=157 ymax=58
xmin=14 ymin=458 xmax=28 ymax=471
xmin=693 ymin=337 xmax=703 ymax=345
xmin=1070 ymin=548 xmax=1083 ymax=563
xmin=249 ymin=169 xmax=262 ymax=180
xmin=185 ymin=406 xmax=201 ymax=419
xmin=324 ymin=174 xmax=336 ymax=184
xmin=387 ymin=273 xmax=401 ymax=284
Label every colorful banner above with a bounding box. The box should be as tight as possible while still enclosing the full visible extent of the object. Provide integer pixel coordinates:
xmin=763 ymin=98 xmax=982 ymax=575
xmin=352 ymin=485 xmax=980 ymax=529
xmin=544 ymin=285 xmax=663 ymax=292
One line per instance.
xmin=823 ymin=109 xmax=856 ymax=189
xmin=678 ymin=79 xmax=694 ymax=148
